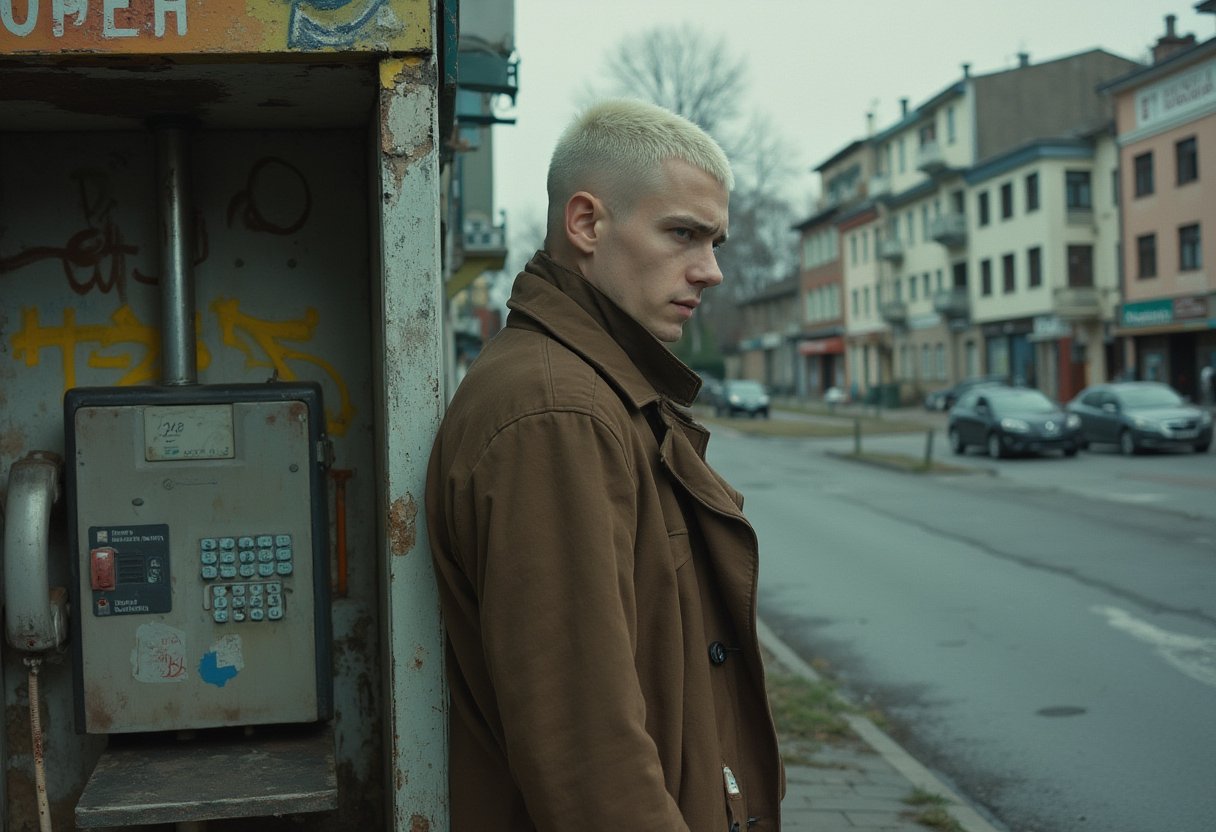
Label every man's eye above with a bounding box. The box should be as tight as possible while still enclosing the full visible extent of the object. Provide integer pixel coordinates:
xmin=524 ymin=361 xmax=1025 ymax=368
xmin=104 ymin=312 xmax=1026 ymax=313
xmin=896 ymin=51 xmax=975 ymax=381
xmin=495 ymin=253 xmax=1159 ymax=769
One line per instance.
xmin=673 ymin=228 xmax=693 ymax=240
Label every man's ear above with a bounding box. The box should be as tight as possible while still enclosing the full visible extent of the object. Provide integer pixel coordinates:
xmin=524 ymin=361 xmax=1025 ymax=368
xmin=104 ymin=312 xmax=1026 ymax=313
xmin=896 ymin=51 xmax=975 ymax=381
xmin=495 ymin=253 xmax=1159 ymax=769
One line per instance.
xmin=564 ymin=191 xmax=606 ymax=255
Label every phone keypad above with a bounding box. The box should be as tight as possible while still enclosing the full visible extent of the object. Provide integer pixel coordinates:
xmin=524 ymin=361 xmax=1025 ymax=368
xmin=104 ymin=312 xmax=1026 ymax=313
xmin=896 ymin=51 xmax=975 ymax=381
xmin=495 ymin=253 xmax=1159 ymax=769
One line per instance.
xmin=199 ymin=534 xmax=294 ymax=624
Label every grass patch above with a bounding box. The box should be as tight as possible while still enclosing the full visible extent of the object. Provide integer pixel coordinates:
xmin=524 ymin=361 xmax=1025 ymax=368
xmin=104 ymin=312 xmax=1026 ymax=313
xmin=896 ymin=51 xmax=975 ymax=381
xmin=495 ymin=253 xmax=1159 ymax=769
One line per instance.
xmin=765 ymin=670 xmax=857 ymax=744
xmin=696 ymin=409 xmax=929 ymax=439
xmin=901 ymin=789 xmax=963 ymax=831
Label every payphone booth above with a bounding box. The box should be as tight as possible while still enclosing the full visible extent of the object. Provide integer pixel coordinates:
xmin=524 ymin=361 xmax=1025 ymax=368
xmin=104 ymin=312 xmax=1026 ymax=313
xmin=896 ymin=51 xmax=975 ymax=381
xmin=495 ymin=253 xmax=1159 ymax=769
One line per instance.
xmin=1 ymin=2 xmax=450 ymax=830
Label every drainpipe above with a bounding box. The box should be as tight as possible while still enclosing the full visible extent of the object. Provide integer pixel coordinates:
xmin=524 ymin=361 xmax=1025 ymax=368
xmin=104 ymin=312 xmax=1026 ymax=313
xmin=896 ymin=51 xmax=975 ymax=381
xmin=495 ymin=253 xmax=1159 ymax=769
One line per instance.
xmin=154 ymin=123 xmax=198 ymax=386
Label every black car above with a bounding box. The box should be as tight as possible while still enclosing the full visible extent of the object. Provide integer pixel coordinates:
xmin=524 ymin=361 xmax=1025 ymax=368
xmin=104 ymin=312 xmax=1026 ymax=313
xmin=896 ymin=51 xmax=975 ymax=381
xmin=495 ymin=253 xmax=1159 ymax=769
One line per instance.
xmin=948 ymin=387 xmax=1082 ymax=458
xmin=716 ymin=379 xmax=770 ymax=418
xmin=923 ymin=375 xmax=1007 ymax=411
xmin=1066 ymin=382 xmax=1213 ymax=454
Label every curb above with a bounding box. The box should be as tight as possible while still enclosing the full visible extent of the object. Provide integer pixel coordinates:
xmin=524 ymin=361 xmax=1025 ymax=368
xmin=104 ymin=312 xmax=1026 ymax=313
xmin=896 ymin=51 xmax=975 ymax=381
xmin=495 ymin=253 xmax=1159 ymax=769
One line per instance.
xmin=757 ymin=618 xmax=1006 ymax=832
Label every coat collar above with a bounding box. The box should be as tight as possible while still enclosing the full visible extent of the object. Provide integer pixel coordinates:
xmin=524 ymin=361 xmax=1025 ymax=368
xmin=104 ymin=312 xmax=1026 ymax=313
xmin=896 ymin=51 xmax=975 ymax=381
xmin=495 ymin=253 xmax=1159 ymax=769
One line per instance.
xmin=505 ymin=251 xmax=702 ymax=409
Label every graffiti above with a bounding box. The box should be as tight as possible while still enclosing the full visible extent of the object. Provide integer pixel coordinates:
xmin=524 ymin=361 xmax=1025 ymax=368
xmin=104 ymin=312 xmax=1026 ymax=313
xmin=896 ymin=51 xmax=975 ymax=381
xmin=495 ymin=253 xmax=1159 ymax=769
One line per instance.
xmin=287 ymin=0 xmax=395 ymax=49
xmin=213 ymin=297 xmax=354 ymax=435
xmin=0 ymin=0 xmax=188 ymax=39
xmin=11 ymin=304 xmax=212 ymax=390
xmin=227 ymin=157 xmax=311 ymax=235
xmin=0 ymin=168 xmax=208 ymax=302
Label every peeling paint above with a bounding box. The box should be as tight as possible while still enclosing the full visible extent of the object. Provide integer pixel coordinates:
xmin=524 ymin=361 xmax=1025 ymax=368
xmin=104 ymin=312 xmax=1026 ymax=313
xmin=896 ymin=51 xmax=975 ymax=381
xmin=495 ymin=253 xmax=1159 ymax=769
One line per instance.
xmin=388 ymin=493 xmax=417 ymax=555
xmin=409 ymin=813 xmax=432 ymax=832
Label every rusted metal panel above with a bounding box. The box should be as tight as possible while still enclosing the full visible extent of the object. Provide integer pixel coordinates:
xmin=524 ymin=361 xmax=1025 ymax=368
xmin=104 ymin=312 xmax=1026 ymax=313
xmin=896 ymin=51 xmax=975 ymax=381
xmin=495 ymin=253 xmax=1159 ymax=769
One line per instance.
xmin=0 ymin=0 xmax=429 ymax=56
xmin=374 ymin=53 xmax=447 ymax=831
xmin=74 ymin=724 xmax=337 ymax=827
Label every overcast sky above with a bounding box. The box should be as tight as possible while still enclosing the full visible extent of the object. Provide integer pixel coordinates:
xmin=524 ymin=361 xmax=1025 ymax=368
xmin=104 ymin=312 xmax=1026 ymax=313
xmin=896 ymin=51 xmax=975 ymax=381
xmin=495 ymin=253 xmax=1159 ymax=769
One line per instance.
xmin=491 ymin=0 xmax=1215 ymax=255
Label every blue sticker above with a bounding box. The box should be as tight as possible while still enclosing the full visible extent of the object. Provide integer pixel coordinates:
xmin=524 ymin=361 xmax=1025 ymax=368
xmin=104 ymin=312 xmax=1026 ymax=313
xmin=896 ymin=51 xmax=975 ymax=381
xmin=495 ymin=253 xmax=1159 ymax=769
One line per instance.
xmin=198 ymin=651 xmax=239 ymax=687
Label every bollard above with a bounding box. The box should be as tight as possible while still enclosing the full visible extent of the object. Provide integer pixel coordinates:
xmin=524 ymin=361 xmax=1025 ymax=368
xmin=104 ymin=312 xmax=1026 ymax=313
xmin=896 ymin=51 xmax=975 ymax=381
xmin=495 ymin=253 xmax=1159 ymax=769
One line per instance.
xmin=923 ymin=429 xmax=935 ymax=469
xmin=854 ymin=418 xmax=862 ymax=455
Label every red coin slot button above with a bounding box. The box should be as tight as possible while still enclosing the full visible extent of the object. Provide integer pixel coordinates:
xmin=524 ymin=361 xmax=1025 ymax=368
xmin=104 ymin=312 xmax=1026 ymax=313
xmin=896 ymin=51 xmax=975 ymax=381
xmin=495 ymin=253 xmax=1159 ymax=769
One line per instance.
xmin=90 ymin=547 xmax=117 ymax=591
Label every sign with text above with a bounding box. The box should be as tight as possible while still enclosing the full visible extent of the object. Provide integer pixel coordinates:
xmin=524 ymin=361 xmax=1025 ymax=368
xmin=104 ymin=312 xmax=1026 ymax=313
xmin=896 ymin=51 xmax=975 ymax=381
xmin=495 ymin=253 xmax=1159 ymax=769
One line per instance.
xmin=1135 ymin=57 xmax=1216 ymax=130
xmin=0 ymin=0 xmax=426 ymax=55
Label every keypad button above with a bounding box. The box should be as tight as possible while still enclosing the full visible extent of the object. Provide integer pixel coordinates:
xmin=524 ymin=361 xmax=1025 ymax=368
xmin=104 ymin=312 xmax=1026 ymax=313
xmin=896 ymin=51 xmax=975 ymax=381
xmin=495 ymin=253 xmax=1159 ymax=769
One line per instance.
xmin=257 ymin=563 xmax=275 ymax=577
xmin=201 ymin=538 xmax=218 ymax=551
xmin=250 ymin=608 xmax=265 ymax=622
xmin=219 ymin=537 xmax=236 ymax=550
xmin=249 ymin=583 xmax=263 ymax=595
xmin=213 ymin=596 xmax=228 ymax=610
xmin=212 ymin=586 xmax=227 ymax=597
xmin=266 ymin=593 xmax=282 ymax=608
xmin=268 ymin=607 xmax=283 ymax=621
xmin=201 ymin=565 xmax=218 ymax=580
xmin=257 ymin=549 xmax=273 ymax=563
xmin=232 ymin=596 xmax=246 ymax=608
xmin=239 ymin=550 xmax=255 ymax=564
xmin=201 ymin=551 xmax=218 ymax=565
xmin=220 ymin=550 xmax=236 ymax=564
xmin=231 ymin=584 xmax=246 ymax=596
xmin=265 ymin=582 xmax=281 ymax=594
xmin=249 ymin=595 xmax=264 ymax=608
xmin=275 ymin=534 xmax=291 ymax=547
xmin=238 ymin=536 xmax=255 ymax=549
xmin=275 ymin=547 xmax=292 ymax=561
xmin=213 ymin=609 xmax=229 ymax=623
xmin=275 ymin=561 xmax=293 ymax=576
xmin=232 ymin=610 xmax=246 ymax=622
xmin=239 ymin=564 xmax=256 ymax=578
xmin=219 ymin=565 xmax=237 ymax=579
xmin=257 ymin=535 xmax=274 ymax=548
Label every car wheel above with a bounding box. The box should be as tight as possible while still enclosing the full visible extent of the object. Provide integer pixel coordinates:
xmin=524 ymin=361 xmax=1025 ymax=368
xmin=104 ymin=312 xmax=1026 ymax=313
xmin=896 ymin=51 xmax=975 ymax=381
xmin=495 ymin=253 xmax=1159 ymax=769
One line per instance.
xmin=1119 ymin=429 xmax=1138 ymax=456
xmin=1196 ymin=441 xmax=1211 ymax=453
xmin=761 ymin=409 xmax=770 ymax=419
xmin=948 ymin=427 xmax=965 ymax=455
xmin=1064 ymin=446 xmax=1078 ymax=457
xmin=987 ymin=433 xmax=1005 ymax=459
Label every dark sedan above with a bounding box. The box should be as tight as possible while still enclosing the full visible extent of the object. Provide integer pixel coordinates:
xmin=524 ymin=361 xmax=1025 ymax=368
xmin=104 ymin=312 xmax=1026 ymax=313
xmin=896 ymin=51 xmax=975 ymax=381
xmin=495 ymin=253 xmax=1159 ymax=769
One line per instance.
xmin=1066 ymin=382 xmax=1212 ymax=454
xmin=923 ymin=375 xmax=1007 ymax=411
xmin=948 ymin=387 xmax=1082 ymax=458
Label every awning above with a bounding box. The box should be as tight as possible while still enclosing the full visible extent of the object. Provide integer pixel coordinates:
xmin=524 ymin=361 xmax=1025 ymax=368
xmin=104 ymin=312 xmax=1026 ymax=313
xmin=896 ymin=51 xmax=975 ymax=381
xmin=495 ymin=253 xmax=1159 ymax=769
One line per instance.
xmin=798 ymin=336 xmax=844 ymax=355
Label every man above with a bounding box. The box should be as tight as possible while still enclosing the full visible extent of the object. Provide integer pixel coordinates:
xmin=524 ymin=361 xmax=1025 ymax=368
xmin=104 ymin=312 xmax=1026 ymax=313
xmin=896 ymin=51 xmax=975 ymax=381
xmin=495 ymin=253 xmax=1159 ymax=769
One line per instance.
xmin=426 ymin=99 xmax=782 ymax=831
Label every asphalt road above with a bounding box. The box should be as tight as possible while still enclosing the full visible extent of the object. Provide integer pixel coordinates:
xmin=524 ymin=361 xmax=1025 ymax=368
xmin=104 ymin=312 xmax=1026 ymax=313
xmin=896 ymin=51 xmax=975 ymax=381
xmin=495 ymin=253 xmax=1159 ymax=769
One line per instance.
xmin=706 ymin=424 xmax=1216 ymax=832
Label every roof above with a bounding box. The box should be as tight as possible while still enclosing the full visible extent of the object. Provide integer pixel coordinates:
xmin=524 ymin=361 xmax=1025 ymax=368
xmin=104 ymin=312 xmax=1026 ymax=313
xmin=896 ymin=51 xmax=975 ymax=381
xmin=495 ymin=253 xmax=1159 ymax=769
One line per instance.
xmin=813 ymin=139 xmax=865 ymax=173
xmin=1098 ymin=35 xmax=1216 ymax=94
xmin=791 ymin=205 xmax=838 ymax=233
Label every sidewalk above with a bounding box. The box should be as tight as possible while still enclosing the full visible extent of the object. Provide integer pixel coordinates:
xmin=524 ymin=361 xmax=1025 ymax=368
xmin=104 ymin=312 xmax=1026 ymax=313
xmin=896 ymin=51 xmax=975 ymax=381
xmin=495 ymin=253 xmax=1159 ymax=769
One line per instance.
xmin=758 ymin=619 xmax=1004 ymax=832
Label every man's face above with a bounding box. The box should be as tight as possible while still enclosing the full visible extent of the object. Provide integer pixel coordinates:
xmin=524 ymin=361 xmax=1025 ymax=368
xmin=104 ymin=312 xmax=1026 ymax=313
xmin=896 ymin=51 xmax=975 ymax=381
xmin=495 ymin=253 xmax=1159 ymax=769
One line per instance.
xmin=580 ymin=159 xmax=728 ymax=343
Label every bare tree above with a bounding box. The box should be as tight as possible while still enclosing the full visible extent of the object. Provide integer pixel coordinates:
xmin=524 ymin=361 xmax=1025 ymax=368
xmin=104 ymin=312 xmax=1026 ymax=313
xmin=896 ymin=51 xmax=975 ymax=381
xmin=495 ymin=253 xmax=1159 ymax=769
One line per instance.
xmin=601 ymin=24 xmax=749 ymax=143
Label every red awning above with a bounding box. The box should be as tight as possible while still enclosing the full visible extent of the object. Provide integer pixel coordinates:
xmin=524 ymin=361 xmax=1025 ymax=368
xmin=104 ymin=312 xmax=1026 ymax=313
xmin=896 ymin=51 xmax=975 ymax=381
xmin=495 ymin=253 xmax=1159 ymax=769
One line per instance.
xmin=798 ymin=336 xmax=844 ymax=355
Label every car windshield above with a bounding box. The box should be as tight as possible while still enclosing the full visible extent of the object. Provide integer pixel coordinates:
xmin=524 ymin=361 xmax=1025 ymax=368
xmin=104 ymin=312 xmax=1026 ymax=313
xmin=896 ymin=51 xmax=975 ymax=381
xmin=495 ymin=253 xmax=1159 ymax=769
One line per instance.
xmin=990 ymin=390 xmax=1056 ymax=414
xmin=1117 ymin=386 xmax=1183 ymax=409
xmin=728 ymin=381 xmax=766 ymax=395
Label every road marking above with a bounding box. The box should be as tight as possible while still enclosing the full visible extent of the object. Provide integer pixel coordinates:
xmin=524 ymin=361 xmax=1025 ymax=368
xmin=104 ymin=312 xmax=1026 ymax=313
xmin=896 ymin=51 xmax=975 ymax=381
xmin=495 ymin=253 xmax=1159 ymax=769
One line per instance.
xmin=1092 ymin=605 xmax=1216 ymax=690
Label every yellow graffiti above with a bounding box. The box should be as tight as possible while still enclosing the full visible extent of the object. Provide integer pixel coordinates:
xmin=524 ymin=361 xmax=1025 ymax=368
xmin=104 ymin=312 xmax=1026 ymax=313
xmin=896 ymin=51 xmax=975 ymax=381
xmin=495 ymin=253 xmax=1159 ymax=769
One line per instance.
xmin=212 ymin=298 xmax=354 ymax=436
xmin=11 ymin=306 xmax=211 ymax=390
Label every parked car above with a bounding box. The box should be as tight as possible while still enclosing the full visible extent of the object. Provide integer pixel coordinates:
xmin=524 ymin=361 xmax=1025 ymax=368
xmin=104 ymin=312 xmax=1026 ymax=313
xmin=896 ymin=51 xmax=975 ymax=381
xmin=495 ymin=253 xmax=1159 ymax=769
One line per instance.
xmin=696 ymin=373 xmax=725 ymax=410
xmin=716 ymin=379 xmax=770 ymax=418
xmin=1066 ymin=381 xmax=1213 ymax=454
xmin=948 ymin=387 xmax=1081 ymax=458
xmin=923 ymin=375 xmax=1007 ymax=411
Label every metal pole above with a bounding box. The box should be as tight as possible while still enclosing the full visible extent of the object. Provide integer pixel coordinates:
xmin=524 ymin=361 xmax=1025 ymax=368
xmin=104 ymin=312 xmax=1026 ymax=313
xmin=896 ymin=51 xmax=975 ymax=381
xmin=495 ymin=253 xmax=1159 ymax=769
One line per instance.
xmin=923 ymin=429 xmax=935 ymax=469
xmin=154 ymin=123 xmax=198 ymax=386
xmin=853 ymin=418 xmax=862 ymax=455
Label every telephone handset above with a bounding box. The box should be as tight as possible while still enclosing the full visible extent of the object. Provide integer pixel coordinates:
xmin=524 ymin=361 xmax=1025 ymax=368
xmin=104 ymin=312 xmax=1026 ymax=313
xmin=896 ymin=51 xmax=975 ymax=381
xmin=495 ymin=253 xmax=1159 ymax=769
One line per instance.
xmin=3 ymin=451 xmax=68 ymax=654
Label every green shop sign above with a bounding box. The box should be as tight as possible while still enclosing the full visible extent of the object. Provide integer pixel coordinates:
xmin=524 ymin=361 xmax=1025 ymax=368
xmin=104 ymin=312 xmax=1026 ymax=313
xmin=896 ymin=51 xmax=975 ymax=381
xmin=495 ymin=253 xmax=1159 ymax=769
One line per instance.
xmin=1121 ymin=299 xmax=1174 ymax=328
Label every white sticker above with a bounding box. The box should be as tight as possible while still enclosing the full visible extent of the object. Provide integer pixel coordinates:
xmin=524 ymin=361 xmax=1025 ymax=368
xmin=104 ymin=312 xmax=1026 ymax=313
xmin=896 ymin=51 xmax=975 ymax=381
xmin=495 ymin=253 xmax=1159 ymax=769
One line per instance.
xmin=211 ymin=634 xmax=245 ymax=670
xmin=131 ymin=622 xmax=188 ymax=683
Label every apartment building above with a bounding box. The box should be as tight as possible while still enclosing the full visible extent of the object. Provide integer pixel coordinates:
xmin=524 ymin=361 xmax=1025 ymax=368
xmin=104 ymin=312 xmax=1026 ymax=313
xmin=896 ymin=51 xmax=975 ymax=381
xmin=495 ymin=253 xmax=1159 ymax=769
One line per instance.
xmin=735 ymin=275 xmax=801 ymax=394
xmin=841 ymin=47 xmax=1140 ymax=403
xmin=1103 ymin=22 xmax=1216 ymax=400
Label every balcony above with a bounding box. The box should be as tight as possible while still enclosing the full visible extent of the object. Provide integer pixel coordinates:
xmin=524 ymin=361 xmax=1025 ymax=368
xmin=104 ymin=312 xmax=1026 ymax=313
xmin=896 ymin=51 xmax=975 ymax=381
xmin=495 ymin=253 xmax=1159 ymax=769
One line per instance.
xmin=868 ymin=173 xmax=892 ymax=201
xmin=916 ymin=141 xmax=946 ymax=174
xmin=1053 ymin=286 xmax=1102 ymax=320
xmin=928 ymin=213 xmax=967 ymax=248
xmin=877 ymin=238 xmax=904 ymax=262
xmin=879 ymin=300 xmax=908 ymax=327
xmin=932 ymin=287 xmax=970 ymax=320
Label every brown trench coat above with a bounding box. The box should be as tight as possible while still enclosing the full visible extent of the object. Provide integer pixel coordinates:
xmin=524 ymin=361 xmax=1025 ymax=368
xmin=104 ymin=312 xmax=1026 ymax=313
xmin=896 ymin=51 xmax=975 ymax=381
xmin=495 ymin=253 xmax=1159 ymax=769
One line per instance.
xmin=426 ymin=252 xmax=782 ymax=831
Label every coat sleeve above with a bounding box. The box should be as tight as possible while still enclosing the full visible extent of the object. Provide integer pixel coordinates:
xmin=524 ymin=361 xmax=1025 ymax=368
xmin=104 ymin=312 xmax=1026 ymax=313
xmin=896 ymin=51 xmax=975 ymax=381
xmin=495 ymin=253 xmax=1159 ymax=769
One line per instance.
xmin=453 ymin=409 xmax=692 ymax=832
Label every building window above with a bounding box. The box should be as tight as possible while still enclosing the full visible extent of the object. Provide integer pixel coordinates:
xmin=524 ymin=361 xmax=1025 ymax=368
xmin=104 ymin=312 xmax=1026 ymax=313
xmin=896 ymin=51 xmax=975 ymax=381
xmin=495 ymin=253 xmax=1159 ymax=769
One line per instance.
xmin=898 ymin=137 xmax=906 ymax=173
xmin=946 ymin=106 xmax=956 ymax=144
xmin=921 ymin=344 xmax=931 ymax=379
xmin=978 ymin=191 xmax=990 ymax=226
xmin=980 ymin=258 xmax=993 ymax=296
xmin=906 ymin=212 xmax=914 ymax=243
xmin=1136 ymin=234 xmax=1157 ymax=279
xmin=851 ymin=289 xmax=859 ymax=316
xmin=952 ymin=261 xmax=967 ymax=289
xmin=935 ymin=343 xmax=946 ymax=379
xmin=850 ymin=233 xmax=858 ymax=265
xmin=909 ymin=275 xmax=918 ymax=301
xmin=1180 ymin=224 xmax=1202 ymax=271
xmin=1066 ymin=170 xmax=1092 ymax=209
xmin=862 ymin=230 xmax=870 ymax=261
xmin=1112 ymin=169 xmax=1119 ymax=205
xmin=935 ymin=269 xmax=944 ymax=291
xmin=1067 ymin=244 xmax=1094 ymax=287
xmin=894 ymin=277 xmax=903 ymax=301
xmin=1000 ymin=182 xmax=1013 ymax=219
xmin=921 ymin=205 xmax=930 ymax=242
xmin=1176 ymin=137 xmax=1198 ymax=185
xmin=923 ymin=272 xmax=931 ymax=297
xmin=1028 ymin=246 xmax=1042 ymax=288
xmin=1002 ymin=253 xmax=1015 ymax=293
xmin=1025 ymin=172 xmax=1039 ymax=212
xmin=1134 ymin=152 xmax=1154 ymax=197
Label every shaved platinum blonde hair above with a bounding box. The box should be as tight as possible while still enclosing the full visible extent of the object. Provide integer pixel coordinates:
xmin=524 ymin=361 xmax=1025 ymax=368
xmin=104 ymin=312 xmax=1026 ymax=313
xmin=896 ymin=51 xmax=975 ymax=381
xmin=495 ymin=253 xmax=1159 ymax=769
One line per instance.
xmin=545 ymin=98 xmax=733 ymax=239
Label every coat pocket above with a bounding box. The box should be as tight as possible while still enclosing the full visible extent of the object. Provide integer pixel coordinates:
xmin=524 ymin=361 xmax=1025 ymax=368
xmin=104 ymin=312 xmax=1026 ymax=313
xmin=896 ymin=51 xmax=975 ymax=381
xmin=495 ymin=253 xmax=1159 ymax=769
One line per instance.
xmin=667 ymin=529 xmax=693 ymax=570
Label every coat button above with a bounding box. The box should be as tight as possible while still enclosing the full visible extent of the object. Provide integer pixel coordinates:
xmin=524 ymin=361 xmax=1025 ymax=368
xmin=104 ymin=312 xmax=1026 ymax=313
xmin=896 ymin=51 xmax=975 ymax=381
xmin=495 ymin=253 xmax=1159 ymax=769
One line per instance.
xmin=708 ymin=641 xmax=729 ymax=665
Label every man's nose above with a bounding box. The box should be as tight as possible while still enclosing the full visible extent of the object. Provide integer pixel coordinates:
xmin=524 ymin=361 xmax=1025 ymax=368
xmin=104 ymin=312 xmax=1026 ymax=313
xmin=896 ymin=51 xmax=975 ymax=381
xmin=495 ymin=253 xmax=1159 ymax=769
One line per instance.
xmin=692 ymin=247 xmax=724 ymax=287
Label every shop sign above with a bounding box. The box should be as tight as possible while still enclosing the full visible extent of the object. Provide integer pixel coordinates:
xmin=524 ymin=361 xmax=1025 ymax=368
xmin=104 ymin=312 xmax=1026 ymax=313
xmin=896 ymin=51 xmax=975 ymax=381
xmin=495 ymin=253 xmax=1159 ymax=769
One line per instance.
xmin=1135 ymin=57 xmax=1216 ymax=130
xmin=1121 ymin=298 xmax=1173 ymax=328
xmin=0 ymin=0 xmax=426 ymax=54
xmin=1174 ymin=295 xmax=1209 ymax=320
xmin=1032 ymin=315 xmax=1071 ymax=340
xmin=798 ymin=336 xmax=844 ymax=356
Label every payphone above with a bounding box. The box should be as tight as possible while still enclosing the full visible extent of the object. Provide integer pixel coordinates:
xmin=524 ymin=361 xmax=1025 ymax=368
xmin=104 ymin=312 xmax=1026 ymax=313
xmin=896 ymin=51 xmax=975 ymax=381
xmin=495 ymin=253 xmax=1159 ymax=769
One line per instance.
xmin=64 ymin=383 xmax=332 ymax=734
